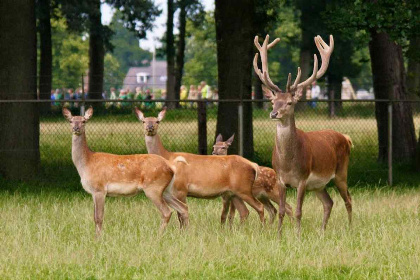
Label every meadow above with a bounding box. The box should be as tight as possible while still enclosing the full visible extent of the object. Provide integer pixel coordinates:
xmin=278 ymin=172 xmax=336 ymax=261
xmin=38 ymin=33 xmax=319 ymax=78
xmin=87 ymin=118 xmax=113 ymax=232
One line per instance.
xmin=1 ymin=102 xmax=420 ymax=279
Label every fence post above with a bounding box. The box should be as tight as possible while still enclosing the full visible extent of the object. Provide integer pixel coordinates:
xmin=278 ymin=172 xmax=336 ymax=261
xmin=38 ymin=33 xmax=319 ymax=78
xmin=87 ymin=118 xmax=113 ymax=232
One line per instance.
xmin=388 ymin=102 xmax=393 ymax=186
xmin=81 ymin=74 xmax=85 ymax=116
xmin=198 ymin=101 xmax=207 ymax=155
xmin=238 ymin=102 xmax=244 ymax=157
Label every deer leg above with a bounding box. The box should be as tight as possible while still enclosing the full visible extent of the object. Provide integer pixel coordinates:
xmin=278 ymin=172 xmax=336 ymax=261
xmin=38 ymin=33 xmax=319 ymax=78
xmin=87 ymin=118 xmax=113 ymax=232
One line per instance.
xmin=259 ymin=196 xmax=277 ymax=224
xmin=267 ymin=187 xmax=293 ymax=220
xmin=163 ymin=193 xmax=189 ymax=229
xmin=93 ymin=192 xmax=106 ymax=238
xmin=277 ymin=181 xmax=287 ymax=237
xmin=334 ymin=177 xmax=352 ymax=227
xmin=220 ymin=195 xmax=231 ymax=225
xmin=230 ymin=196 xmax=249 ymax=225
xmin=315 ymin=189 xmax=334 ymax=232
xmin=295 ymin=181 xmax=307 ymax=236
xmin=144 ymin=188 xmax=173 ymax=233
xmin=236 ymin=192 xmax=265 ymax=224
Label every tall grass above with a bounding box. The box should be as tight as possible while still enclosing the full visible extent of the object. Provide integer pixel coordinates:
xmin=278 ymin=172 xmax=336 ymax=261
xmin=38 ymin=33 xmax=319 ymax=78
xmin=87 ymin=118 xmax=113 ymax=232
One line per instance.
xmin=0 ymin=187 xmax=419 ymax=279
xmin=1 ymin=103 xmax=419 ymax=278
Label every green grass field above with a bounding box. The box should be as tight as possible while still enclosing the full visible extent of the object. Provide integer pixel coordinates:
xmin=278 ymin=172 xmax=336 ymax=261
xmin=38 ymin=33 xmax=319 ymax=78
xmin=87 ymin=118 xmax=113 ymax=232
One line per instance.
xmin=0 ymin=187 xmax=419 ymax=279
xmin=1 ymin=103 xmax=420 ymax=279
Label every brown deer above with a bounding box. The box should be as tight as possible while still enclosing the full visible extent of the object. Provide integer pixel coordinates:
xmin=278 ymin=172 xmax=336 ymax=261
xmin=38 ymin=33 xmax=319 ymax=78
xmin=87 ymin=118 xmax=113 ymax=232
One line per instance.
xmin=212 ymin=134 xmax=293 ymax=224
xmin=63 ymin=107 xmax=188 ymax=237
xmin=135 ymin=107 xmax=265 ymax=226
xmin=253 ymin=34 xmax=353 ymax=235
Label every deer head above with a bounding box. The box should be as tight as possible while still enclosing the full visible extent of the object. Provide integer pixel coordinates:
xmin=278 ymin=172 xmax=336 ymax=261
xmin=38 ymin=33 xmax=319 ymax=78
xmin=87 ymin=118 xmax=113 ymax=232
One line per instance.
xmin=63 ymin=107 xmax=93 ymax=136
xmin=135 ymin=107 xmax=166 ymax=136
xmin=254 ymin=34 xmax=334 ymax=120
xmin=212 ymin=134 xmax=234 ymax=155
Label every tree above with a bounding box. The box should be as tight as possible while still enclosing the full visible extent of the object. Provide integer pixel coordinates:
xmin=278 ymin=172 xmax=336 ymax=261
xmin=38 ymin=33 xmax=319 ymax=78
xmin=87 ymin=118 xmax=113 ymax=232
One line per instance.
xmin=110 ymin=11 xmax=153 ymax=75
xmin=36 ymin=0 xmax=53 ymax=113
xmin=0 ymin=0 xmax=40 ymax=179
xmin=252 ymin=0 xmax=281 ymax=108
xmin=174 ymin=0 xmax=204 ymax=105
xmin=215 ymin=0 xmax=255 ymax=158
xmin=61 ymin=0 xmax=160 ymax=103
xmin=183 ymin=12 xmax=217 ymax=87
xmin=326 ymin=0 xmax=418 ymax=163
xmin=166 ymin=0 xmax=176 ymax=107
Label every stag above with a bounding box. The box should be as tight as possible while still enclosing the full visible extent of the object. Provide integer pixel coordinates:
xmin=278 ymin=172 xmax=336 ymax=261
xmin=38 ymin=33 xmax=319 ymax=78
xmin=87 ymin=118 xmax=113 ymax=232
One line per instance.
xmin=253 ymin=34 xmax=353 ymax=235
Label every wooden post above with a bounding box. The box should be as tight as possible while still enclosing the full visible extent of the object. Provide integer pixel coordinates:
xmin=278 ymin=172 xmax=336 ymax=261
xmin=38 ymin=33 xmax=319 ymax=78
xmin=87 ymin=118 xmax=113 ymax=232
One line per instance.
xmin=81 ymin=74 xmax=85 ymax=116
xmin=198 ymin=101 xmax=207 ymax=155
xmin=388 ymin=102 xmax=393 ymax=186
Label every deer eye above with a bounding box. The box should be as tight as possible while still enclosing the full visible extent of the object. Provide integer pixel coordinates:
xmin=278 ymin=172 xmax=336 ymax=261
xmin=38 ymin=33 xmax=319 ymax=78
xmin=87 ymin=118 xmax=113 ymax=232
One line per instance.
xmin=287 ymin=101 xmax=292 ymax=105
xmin=156 ymin=121 xmax=160 ymax=124
xmin=142 ymin=121 xmax=145 ymax=123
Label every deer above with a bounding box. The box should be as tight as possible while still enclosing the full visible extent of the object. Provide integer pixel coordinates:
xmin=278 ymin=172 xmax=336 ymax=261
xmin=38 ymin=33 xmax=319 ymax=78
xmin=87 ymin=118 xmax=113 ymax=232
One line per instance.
xmin=253 ymin=34 xmax=353 ymax=236
xmin=212 ymin=134 xmax=293 ymax=224
xmin=63 ymin=107 xmax=188 ymax=237
xmin=134 ymin=107 xmax=266 ymax=226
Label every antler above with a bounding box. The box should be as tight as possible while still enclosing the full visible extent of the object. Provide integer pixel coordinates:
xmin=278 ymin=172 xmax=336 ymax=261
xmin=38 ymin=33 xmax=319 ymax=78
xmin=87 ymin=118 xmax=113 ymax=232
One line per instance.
xmin=253 ymin=35 xmax=281 ymax=92
xmin=289 ymin=35 xmax=334 ymax=92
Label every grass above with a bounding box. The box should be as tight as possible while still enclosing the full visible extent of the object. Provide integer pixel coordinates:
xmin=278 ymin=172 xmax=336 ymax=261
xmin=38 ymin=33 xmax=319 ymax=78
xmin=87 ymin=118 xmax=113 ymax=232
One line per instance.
xmin=0 ymin=186 xmax=419 ymax=279
xmin=1 ymin=103 xmax=420 ymax=278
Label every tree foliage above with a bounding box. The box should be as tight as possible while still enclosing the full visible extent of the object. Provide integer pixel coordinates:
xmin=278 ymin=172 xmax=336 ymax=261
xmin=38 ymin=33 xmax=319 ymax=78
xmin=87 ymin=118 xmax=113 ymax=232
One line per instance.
xmin=183 ymin=12 xmax=217 ymax=87
xmin=325 ymin=0 xmax=419 ymax=44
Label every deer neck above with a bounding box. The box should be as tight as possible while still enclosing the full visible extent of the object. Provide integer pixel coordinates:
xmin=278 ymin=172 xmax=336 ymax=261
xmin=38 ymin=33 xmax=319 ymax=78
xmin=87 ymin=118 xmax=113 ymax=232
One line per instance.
xmin=72 ymin=132 xmax=92 ymax=176
xmin=145 ymin=134 xmax=170 ymax=159
xmin=275 ymin=114 xmax=298 ymax=160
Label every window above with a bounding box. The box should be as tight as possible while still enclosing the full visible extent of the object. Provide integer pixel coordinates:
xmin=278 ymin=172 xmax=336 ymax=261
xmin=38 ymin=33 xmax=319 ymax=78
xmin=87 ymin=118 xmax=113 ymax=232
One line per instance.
xmin=136 ymin=72 xmax=149 ymax=84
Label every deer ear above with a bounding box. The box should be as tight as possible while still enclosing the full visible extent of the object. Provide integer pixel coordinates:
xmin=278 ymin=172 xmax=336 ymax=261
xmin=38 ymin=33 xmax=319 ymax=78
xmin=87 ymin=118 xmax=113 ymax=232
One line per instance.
xmin=226 ymin=134 xmax=235 ymax=146
xmin=84 ymin=106 xmax=93 ymax=121
xmin=292 ymin=87 xmax=304 ymax=103
xmin=135 ymin=107 xmax=144 ymax=121
xmin=158 ymin=107 xmax=167 ymax=121
xmin=62 ymin=108 xmax=72 ymax=121
xmin=215 ymin=133 xmax=223 ymax=143
xmin=262 ymin=85 xmax=275 ymax=100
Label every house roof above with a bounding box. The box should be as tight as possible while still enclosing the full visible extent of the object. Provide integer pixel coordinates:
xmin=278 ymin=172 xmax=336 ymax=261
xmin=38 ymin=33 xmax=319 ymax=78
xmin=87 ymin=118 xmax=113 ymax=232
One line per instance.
xmin=123 ymin=61 xmax=167 ymax=90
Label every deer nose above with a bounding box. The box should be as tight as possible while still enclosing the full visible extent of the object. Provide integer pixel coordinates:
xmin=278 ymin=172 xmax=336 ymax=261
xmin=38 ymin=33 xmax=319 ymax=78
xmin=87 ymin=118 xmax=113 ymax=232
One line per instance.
xmin=270 ymin=111 xmax=278 ymax=118
xmin=147 ymin=125 xmax=153 ymax=130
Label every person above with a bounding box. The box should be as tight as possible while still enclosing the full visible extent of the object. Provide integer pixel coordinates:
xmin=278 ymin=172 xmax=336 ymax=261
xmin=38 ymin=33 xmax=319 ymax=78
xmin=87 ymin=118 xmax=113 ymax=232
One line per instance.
xmin=110 ymin=87 xmax=118 ymax=99
xmin=53 ymin=88 xmax=63 ymax=107
xmin=188 ymin=85 xmax=198 ymax=108
xmin=197 ymin=85 xmax=202 ymax=99
xmin=212 ymin=88 xmax=219 ymax=107
xmin=200 ymin=81 xmax=212 ymax=100
xmin=341 ymin=77 xmax=357 ymax=99
xmin=119 ymin=89 xmax=129 ymax=107
xmin=144 ymin=89 xmax=154 ymax=109
xmin=180 ymin=85 xmax=188 ymax=108
xmin=310 ymin=81 xmax=320 ymax=108
xmin=126 ymin=88 xmax=135 ymax=100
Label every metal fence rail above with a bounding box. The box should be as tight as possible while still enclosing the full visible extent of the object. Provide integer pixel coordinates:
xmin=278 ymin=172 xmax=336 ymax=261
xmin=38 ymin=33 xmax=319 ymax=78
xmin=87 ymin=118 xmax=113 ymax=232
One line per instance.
xmin=1 ymin=99 xmax=419 ymax=186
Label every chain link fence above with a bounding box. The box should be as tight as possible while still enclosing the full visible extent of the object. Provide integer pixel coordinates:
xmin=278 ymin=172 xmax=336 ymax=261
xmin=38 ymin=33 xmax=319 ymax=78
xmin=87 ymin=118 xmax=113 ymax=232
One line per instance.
xmin=2 ymin=99 xmax=420 ymax=186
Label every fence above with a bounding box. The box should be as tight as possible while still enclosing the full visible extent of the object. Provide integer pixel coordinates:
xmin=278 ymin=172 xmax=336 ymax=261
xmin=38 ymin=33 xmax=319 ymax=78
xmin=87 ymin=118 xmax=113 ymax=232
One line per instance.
xmin=1 ymin=99 xmax=420 ymax=186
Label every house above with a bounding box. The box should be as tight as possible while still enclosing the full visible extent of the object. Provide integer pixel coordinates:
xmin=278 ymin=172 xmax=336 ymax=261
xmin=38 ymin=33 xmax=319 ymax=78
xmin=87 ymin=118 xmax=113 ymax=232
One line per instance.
xmin=123 ymin=61 xmax=167 ymax=92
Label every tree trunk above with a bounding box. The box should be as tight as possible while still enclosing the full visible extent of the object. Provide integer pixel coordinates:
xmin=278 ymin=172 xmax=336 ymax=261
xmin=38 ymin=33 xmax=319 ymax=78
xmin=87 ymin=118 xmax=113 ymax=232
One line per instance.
xmin=88 ymin=0 xmax=104 ymax=103
xmin=38 ymin=0 xmax=52 ymax=113
xmin=406 ymin=36 xmax=420 ymax=97
xmin=174 ymin=0 xmax=187 ymax=108
xmin=0 ymin=0 xmax=40 ymax=179
xmin=166 ymin=0 xmax=176 ymax=108
xmin=369 ymin=30 xmax=416 ymax=163
xmin=215 ymin=0 xmax=254 ymax=159
xmin=327 ymin=78 xmax=342 ymax=117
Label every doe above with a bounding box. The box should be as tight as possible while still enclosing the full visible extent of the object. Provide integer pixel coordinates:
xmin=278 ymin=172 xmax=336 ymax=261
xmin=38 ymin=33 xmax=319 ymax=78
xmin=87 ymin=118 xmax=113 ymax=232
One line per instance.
xmin=63 ymin=107 xmax=187 ymax=237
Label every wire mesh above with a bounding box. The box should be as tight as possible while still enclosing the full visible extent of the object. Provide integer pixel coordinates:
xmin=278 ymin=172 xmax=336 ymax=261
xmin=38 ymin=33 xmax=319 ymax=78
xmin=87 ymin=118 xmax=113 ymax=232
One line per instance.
xmin=3 ymin=99 xmax=420 ymax=185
